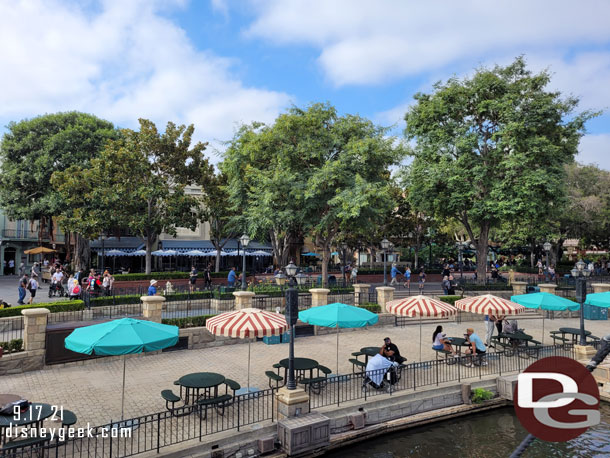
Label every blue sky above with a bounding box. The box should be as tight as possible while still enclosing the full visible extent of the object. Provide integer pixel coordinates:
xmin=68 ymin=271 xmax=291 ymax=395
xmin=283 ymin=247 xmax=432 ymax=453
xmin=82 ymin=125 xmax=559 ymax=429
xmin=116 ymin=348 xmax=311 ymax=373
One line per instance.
xmin=0 ymin=0 xmax=608 ymax=168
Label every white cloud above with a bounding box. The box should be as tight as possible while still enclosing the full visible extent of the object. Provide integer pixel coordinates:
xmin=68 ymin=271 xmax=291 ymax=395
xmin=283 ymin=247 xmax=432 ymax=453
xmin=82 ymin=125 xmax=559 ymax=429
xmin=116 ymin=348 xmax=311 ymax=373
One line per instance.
xmin=245 ymin=0 xmax=610 ymax=87
xmin=578 ymin=134 xmax=610 ymax=170
xmin=0 ymin=0 xmax=291 ymax=150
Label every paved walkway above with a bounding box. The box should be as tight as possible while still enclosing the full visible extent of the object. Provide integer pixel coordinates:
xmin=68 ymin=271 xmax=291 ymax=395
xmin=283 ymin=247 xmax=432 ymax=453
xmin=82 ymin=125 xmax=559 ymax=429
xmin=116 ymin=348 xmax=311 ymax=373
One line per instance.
xmin=3 ymin=316 xmax=608 ymax=427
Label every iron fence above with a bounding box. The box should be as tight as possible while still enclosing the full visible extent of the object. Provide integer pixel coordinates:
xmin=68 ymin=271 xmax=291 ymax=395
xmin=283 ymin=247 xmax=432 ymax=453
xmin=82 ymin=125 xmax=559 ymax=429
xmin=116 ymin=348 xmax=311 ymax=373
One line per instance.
xmin=47 ymin=304 xmax=143 ymax=325
xmin=309 ymin=344 xmax=574 ymax=410
xmin=5 ymin=389 xmax=276 ymax=458
xmin=252 ymin=295 xmax=284 ymax=312
xmin=162 ymin=298 xmax=224 ymax=320
xmin=0 ymin=316 xmax=24 ymax=343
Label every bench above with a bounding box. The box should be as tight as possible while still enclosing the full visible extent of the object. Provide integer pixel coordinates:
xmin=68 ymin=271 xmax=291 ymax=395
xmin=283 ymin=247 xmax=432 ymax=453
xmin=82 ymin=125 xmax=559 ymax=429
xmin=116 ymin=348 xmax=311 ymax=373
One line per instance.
xmin=197 ymin=394 xmax=233 ymax=418
xmin=61 ymin=409 xmax=78 ymax=427
xmin=161 ymin=389 xmax=188 ymax=416
xmin=349 ymin=358 xmax=366 ymax=373
xmin=265 ymin=370 xmax=284 ymax=388
xmin=434 ymin=348 xmax=458 ymax=365
xmin=317 ymin=365 xmax=332 ymax=376
xmin=300 ymin=376 xmax=328 ymax=394
xmin=224 ymin=379 xmax=241 ymax=394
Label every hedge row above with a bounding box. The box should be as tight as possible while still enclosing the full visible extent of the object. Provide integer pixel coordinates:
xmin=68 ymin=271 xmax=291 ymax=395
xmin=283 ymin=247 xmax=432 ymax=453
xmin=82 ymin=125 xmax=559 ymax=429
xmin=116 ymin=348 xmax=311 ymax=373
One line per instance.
xmin=0 ymin=301 xmax=85 ymax=318
xmin=438 ymin=296 xmax=462 ymax=306
xmin=114 ymin=271 xmax=229 ymax=281
xmin=161 ymin=314 xmax=214 ymax=329
xmin=358 ymin=303 xmax=381 ymax=313
xmin=0 ymin=338 xmax=24 ymax=353
xmin=89 ymin=291 xmax=214 ymax=307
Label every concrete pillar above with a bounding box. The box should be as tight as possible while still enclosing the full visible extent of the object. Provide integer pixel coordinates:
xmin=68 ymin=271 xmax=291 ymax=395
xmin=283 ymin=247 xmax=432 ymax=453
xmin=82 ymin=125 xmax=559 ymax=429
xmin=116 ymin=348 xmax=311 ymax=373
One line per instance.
xmin=575 ymin=344 xmax=597 ymax=361
xmin=21 ymin=308 xmax=50 ymax=351
xmin=538 ymin=283 xmax=557 ymax=294
xmin=511 ymin=281 xmax=528 ymax=296
xmin=232 ymin=291 xmax=255 ymax=310
xmin=275 ymin=387 xmax=310 ymax=420
xmin=353 ymin=284 xmax=370 ymax=306
xmin=141 ymin=295 xmax=165 ymax=323
xmin=375 ymin=287 xmax=395 ymax=310
xmin=591 ymin=283 xmax=610 ymax=293
xmin=309 ymin=288 xmax=330 ymax=307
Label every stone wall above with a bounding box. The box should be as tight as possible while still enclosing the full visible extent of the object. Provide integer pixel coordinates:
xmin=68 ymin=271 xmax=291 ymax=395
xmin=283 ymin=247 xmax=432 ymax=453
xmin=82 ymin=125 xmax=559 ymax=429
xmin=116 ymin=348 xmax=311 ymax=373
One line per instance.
xmin=0 ymin=349 xmax=44 ymax=376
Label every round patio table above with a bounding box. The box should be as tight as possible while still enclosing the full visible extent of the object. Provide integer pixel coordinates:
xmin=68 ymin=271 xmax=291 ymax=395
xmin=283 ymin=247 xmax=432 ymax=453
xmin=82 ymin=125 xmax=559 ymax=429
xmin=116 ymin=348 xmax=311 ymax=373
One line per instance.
xmin=178 ymin=373 xmax=225 ymax=404
xmin=279 ymin=358 xmax=319 ymax=382
xmin=0 ymin=403 xmax=55 ymax=446
xmin=559 ymin=327 xmax=591 ymax=344
xmin=360 ymin=347 xmax=381 ymax=365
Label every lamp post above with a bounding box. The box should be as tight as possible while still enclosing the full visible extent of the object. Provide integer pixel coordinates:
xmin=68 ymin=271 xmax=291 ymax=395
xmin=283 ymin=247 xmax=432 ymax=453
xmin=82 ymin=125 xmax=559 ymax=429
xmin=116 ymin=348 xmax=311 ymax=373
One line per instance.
xmin=284 ymin=261 xmax=300 ymax=390
xmin=571 ymin=260 xmax=592 ymax=346
xmin=100 ymin=233 xmax=106 ymax=273
xmin=457 ymin=242 xmax=464 ymax=279
xmin=381 ymin=238 xmax=390 ymax=286
xmin=240 ymin=234 xmax=250 ymax=291
xmin=543 ymin=241 xmax=552 ymax=271
xmin=342 ymin=243 xmax=347 ymax=286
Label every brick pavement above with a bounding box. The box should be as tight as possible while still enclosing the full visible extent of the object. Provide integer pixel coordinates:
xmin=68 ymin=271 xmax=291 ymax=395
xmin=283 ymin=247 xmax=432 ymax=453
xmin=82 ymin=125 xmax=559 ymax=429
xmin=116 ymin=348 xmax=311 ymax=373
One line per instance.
xmin=3 ymin=316 xmax=608 ymax=427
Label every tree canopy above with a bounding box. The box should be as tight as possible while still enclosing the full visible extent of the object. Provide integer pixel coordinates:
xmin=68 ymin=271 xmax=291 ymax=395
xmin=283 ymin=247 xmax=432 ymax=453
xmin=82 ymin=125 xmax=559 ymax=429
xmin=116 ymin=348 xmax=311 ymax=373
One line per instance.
xmin=404 ymin=57 xmax=596 ymax=279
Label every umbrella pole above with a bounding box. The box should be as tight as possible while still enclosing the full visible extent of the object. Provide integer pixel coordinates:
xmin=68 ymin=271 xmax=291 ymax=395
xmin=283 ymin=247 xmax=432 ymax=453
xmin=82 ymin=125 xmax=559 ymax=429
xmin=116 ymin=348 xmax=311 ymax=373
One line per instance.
xmin=121 ymin=355 xmax=126 ymax=421
xmin=247 ymin=339 xmax=251 ymax=393
xmin=542 ymin=312 xmax=545 ymax=345
xmin=336 ymin=325 xmax=339 ymax=376
xmin=419 ymin=316 xmax=422 ymax=362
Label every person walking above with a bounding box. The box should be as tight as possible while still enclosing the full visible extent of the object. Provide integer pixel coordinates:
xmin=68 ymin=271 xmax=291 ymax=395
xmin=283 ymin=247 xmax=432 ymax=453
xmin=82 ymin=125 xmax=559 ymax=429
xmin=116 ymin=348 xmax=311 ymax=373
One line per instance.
xmin=189 ymin=265 xmax=198 ymax=292
xmin=418 ymin=269 xmax=426 ymax=293
xmin=27 ymin=276 xmax=38 ymax=304
xmin=18 ymin=262 xmax=25 ymax=277
xmin=8 ymin=259 xmax=15 ymax=275
xmin=403 ymin=267 xmax=411 ymax=289
xmin=442 ymin=275 xmax=450 ymax=295
xmin=148 ymin=279 xmax=158 ymax=296
xmin=17 ymin=274 xmax=28 ymax=305
xmin=350 ymin=265 xmax=358 ymax=284
xmin=204 ymin=264 xmax=212 ymax=290
xmin=227 ymin=267 xmax=237 ymax=287
xmin=390 ymin=263 xmax=402 ymax=286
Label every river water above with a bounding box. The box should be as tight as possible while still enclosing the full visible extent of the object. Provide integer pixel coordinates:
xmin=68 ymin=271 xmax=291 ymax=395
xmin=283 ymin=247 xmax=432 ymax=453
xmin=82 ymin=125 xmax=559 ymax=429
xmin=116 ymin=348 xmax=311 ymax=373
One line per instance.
xmin=327 ymin=403 xmax=610 ymax=458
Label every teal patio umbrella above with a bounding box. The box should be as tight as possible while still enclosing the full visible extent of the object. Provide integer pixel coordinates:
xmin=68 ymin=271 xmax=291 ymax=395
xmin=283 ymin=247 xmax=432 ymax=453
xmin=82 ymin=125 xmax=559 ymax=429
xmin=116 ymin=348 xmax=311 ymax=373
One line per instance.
xmin=299 ymin=303 xmax=379 ymax=375
xmin=65 ymin=318 xmax=179 ymax=421
xmin=585 ymin=291 xmax=610 ymax=308
xmin=511 ymin=292 xmax=580 ymax=344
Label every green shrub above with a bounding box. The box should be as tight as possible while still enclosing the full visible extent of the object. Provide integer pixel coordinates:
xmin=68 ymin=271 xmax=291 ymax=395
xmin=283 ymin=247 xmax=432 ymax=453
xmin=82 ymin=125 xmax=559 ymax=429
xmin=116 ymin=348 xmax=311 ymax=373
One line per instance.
xmin=114 ymin=271 xmax=230 ymax=281
xmin=8 ymin=338 xmax=23 ymax=353
xmin=329 ymin=287 xmax=355 ymax=294
xmin=0 ymin=342 xmax=6 ymax=352
xmin=471 ymin=388 xmax=494 ymax=404
xmin=0 ymin=301 xmax=85 ymax=318
xmin=359 ymin=303 xmax=381 ymax=313
xmin=438 ymin=296 xmax=462 ymax=306
xmin=162 ymin=314 xmax=214 ymax=328
xmin=89 ymin=291 xmax=213 ymax=307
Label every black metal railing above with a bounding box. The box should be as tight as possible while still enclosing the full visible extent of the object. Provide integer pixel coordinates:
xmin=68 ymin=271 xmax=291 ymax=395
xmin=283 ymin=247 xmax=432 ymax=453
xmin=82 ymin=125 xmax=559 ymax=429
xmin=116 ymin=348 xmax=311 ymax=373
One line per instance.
xmin=309 ymin=344 xmax=574 ymax=410
xmin=0 ymin=316 xmax=24 ymax=347
xmin=47 ymin=304 xmax=143 ymax=325
xmin=8 ymin=388 xmax=276 ymax=458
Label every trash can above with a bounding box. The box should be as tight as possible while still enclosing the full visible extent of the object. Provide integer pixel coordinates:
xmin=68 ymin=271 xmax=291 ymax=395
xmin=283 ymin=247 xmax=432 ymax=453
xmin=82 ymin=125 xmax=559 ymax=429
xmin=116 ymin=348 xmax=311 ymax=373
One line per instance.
xmin=583 ymin=304 xmax=608 ymax=320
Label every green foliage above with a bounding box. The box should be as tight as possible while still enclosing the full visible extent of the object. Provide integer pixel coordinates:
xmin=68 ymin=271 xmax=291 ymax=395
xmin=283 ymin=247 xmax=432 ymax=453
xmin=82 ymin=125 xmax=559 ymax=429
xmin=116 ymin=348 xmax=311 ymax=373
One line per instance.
xmin=438 ymin=296 xmax=462 ymax=306
xmin=404 ymin=57 xmax=596 ymax=280
xmin=471 ymin=388 xmax=494 ymax=404
xmin=162 ymin=315 xmax=214 ymax=328
xmin=113 ymin=271 xmax=229 ymax=281
xmin=358 ymin=303 xmax=381 ymax=313
xmin=53 ymin=119 xmax=214 ymax=274
xmin=0 ymin=301 xmax=85 ymax=318
xmin=0 ymin=339 xmax=24 ymax=353
xmin=222 ymin=103 xmax=405 ymax=283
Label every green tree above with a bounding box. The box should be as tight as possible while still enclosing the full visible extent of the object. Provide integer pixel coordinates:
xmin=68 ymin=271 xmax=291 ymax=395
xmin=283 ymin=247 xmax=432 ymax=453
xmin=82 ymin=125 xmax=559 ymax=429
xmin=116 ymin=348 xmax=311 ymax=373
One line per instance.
xmin=403 ymin=57 xmax=596 ymax=281
xmin=0 ymin=112 xmax=118 ymax=270
xmin=223 ymin=103 xmax=403 ymax=284
xmin=53 ymin=119 xmax=212 ymax=273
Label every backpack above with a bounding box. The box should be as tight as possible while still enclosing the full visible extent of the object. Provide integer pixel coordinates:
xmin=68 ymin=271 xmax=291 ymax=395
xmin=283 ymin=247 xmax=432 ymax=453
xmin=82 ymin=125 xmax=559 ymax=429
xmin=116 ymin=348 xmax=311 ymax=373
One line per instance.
xmin=73 ymin=285 xmax=81 ymax=295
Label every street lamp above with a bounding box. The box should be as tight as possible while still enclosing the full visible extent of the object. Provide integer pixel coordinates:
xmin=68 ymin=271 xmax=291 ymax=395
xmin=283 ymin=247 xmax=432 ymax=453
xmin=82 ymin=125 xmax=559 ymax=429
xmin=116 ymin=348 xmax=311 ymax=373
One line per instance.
xmin=284 ymin=261 xmax=299 ymax=390
xmin=381 ymin=238 xmax=390 ymax=286
xmin=100 ymin=233 xmax=106 ymax=273
xmin=342 ymin=243 xmax=348 ymax=286
xmin=457 ymin=242 xmax=464 ymax=279
xmin=571 ymin=260 xmax=592 ymax=346
xmin=543 ymin=241 xmax=552 ymax=271
xmin=239 ymin=234 xmax=250 ymax=291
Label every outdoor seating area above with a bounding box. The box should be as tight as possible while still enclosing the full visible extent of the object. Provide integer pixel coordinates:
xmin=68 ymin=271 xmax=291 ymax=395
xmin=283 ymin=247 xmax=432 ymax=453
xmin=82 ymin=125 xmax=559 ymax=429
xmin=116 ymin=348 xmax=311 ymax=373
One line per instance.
xmin=0 ymin=396 xmax=78 ymax=453
xmin=265 ymin=358 xmax=332 ymax=394
xmin=161 ymin=372 xmax=241 ymax=418
xmin=550 ymin=327 xmax=600 ymax=347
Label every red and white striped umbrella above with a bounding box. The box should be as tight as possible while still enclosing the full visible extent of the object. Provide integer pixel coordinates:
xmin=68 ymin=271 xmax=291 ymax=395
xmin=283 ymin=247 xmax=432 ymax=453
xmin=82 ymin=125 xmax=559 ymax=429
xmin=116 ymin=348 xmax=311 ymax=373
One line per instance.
xmin=455 ymin=294 xmax=525 ymax=315
xmin=385 ymin=295 xmax=457 ymax=361
xmin=386 ymin=295 xmax=457 ymax=317
xmin=206 ymin=308 xmax=287 ymax=338
xmin=206 ymin=308 xmax=287 ymax=393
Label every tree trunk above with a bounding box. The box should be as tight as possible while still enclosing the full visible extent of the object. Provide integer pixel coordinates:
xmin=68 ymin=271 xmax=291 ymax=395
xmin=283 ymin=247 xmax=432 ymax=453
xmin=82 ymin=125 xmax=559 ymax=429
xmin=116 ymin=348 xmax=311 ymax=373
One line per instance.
xmin=475 ymin=224 xmax=490 ymax=284
xmin=530 ymin=240 xmax=536 ymax=268
xmin=145 ymin=234 xmax=155 ymax=275
xmin=73 ymin=233 xmax=90 ymax=272
xmin=369 ymin=246 xmax=375 ymax=269
xmin=321 ymin=244 xmax=330 ymax=288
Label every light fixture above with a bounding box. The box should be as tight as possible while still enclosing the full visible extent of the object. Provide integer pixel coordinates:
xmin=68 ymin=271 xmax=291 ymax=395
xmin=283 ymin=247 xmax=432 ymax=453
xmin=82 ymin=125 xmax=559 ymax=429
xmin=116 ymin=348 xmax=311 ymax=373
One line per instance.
xmin=543 ymin=241 xmax=552 ymax=252
xmin=576 ymin=260 xmax=585 ymax=272
xmin=240 ymin=234 xmax=250 ymax=247
xmin=381 ymin=238 xmax=390 ymax=250
xmin=274 ymin=272 xmax=287 ymax=286
xmin=285 ymin=262 xmax=298 ymax=277
xmin=295 ymin=272 xmax=308 ymax=286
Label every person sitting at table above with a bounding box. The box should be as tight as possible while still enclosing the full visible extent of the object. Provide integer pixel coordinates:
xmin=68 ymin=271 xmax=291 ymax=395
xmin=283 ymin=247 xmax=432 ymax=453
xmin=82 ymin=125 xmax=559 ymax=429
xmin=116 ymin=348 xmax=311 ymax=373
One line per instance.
xmin=379 ymin=337 xmax=406 ymax=364
xmin=464 ymin=328 xmax=487 ymax=367
xmin=432 ymin=325 xmax=458 ymax=356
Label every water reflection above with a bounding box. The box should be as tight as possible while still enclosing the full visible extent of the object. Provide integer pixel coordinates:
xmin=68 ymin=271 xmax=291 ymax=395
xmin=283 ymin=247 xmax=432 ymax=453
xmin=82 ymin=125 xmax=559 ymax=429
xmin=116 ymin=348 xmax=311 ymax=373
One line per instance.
xmin=328 ymin=404 xmax=610 ymax=458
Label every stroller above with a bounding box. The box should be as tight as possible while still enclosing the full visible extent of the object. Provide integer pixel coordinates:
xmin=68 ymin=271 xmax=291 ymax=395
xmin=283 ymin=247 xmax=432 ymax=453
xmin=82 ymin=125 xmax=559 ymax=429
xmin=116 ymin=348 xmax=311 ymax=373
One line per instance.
xmin=362 ymin=354 xmax=401 ymax=391
xmin=48 ymin=281 xmax=65 ymax=298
